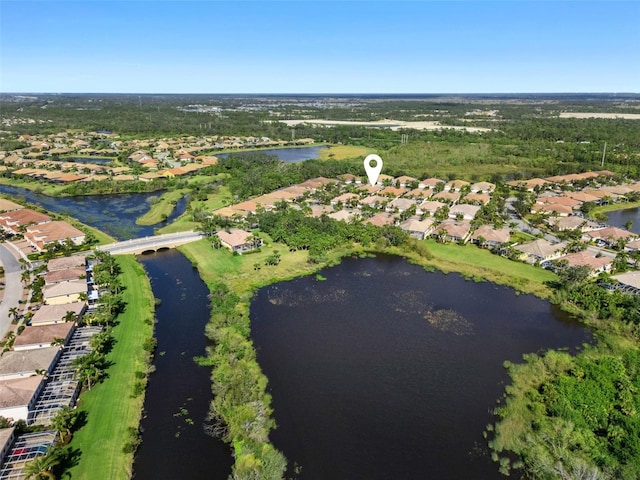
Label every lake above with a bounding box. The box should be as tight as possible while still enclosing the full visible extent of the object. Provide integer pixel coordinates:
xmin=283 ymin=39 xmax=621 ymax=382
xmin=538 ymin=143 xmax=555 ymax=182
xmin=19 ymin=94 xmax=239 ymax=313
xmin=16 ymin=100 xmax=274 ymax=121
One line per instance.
xmin=0 ymin=184 xmax=186 ymax=240
xmin=606 ymin=207 xmax=640 ymax=234
xmin=250 ymin=255 xmax=591 ymax=480
xmin=217 ymin=145 xmax=328 ymax=163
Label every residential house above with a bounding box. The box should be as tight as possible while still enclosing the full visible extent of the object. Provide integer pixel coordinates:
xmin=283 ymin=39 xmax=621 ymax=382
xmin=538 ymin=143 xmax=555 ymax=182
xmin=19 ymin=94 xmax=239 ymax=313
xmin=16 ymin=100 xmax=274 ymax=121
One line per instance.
xmin=404 ymin=188 xmax=433 ymax=201
xmin=47 ymin=255 xmax=86 ymax=272
xmin=0 ymin=348 xmax=61 ymax=380
xmin=330 ymin=193 xmax=360 ymax=207
xmin=42 ymin=281 xmax=87 ymax=305
xmin=419 ymin=200 xmax=447 ymax=217
xmin=470 ymin=181 xmax=495 ymax=194
xmin=444 ymin=180 xmax=470 ymax=192
xmin=547 ymin=216 xmax=600 ymax=232
xmin=530 ymin=203 xmax=573 ymax=217
xmin=463 ymin=193 xmax=491 ymax=205
xmin=449 ymin=204 xmax=480 ymax=221
xmin=386 ymin=197 xmax=416 ymax=214
xmin=359 ymin=195 xmax=388 ymax=209
xmin=432 ymin=190 xmax=461 ymax=204
xmin=378 ymin=186 xmax=406 ymax=197
xmin=13 ymin=323 xmax=75 ymax=351
xmin=0 ymin=376 xmax=45 ymax=423
xmin=432 ymin=220 xmax=472 ymax=243
xmin=0 ymin=199 xmax=23 ymax=212
xmin=507 ymin=178 xmax=550 ymax=192
xmin=328 ymin=210 xmax=357 ymax=222
xmin=43 ymin=267 xmax=86 ymax=286
xmin=514 ymin=239 xmax=567 ymax=265
xmin=363 ymin=212 xmax=395 ymax=227
xmin=30 ymin=303 xmax=86 ymax=326
xmin=584 ymin=227 xmax=636 ymax=247
xmin=0 ymin=209 xmax=50 ymax=235
xmin=216 ymin=229 xmax=260 ymax=254
xmin=24 ymin=221 xmax=85 ymax=251
xmin=556 ymin=251 xmax=612 ymax=274
xmin=470 ymin=225 xmax=510 ymax=246
xmin=419 ymin=178 xmax=444 ymax=190
xmin=611 ymin=271 xmax=640 ymax=294
xmin=399 ymin=218 xmax=435 ymax=239
xmin=395 ymin=176 xmax=418 ymax=188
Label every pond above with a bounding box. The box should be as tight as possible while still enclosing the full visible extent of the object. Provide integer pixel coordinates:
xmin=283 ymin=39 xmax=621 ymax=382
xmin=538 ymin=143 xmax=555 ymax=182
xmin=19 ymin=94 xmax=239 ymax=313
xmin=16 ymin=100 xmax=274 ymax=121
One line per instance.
xmin=0 ymin=184 xmax=187 ymax=240
xmin=606 ymin=207 xmax=640 ymax=234
xmin=217 ymin=145 xmax=328 ymax=163
xmin=250 ymin=255 xmax=591 ymax=480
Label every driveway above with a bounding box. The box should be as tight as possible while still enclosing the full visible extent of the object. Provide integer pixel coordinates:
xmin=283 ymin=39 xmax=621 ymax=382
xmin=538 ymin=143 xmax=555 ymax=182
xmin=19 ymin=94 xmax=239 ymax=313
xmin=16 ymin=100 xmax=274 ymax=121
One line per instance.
xmin=0 ymin=243 xmax=23 ymax=337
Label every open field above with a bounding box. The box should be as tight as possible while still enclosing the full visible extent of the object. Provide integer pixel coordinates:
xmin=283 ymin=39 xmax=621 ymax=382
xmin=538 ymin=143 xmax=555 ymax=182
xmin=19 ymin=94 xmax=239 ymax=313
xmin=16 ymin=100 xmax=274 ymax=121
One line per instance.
xmin=67 ymin=256 xmax=155 ymax=480
xmin=559 ymin=112 xmax=640 ymax=120
xmin=280 ymin=118 xmax=491 ymax=132
xmin=318 ymin=144 xmax=371 ymax=160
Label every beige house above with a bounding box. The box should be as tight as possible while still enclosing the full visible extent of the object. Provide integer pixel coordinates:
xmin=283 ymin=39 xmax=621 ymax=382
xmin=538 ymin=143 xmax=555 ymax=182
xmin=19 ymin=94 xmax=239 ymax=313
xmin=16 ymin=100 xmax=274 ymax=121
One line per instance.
xmin=0 ymin=348 xmax=61 ymax=381
xmin=399 ymin=218 xmax=435 ymax=240
xmin=0 ymin=376 xmax=45 ymax=422
xmin=216 ymin=229 xmax=260 ymax=254
xmin=30 ymin=302 xmax=86 ymax=326
xmin=514 ymin=239 xmax=567 ymax=265
xmin=43 ymin=281 xmax=87 ymax=305
xmin=13 ymin=323 xmax=75 ymax=351
xmin=470 ymin=225 xmax=510 ymax=246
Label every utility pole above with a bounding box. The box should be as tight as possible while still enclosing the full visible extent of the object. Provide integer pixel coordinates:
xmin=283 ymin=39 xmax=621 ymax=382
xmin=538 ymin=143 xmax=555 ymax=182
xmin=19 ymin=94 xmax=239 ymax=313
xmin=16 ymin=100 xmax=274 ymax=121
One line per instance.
xmin=601 ymin=141 xmax=607 ymax=168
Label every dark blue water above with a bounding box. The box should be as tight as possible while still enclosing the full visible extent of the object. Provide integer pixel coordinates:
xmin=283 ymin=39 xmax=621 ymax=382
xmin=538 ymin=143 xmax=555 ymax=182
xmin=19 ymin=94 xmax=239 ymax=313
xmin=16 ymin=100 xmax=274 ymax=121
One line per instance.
xmin=217 ymin=145 xmax=328 ymax=163
xmin=134 ymin=250 xmax=232 ymax=479
xmin=0 ymin=184 xmax=186 ymax=240
xmin=606 ymin=207 xmax=640 ymax=234
xmin=251 ymin=255 xmax=592 ymax=480
xmin=67 ymin=157 xmax=114 ymax=164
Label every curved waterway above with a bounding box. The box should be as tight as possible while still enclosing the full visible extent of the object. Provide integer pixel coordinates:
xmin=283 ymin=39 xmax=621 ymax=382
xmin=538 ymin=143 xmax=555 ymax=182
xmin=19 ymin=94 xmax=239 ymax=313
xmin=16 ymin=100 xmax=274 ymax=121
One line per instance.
xmin=0 ymin=184 xmax=186 ymax=240
xmin=133 ymin=250 xmax=231 ymax=479
xmin=250 ymin=255 xmax=592 ymax=480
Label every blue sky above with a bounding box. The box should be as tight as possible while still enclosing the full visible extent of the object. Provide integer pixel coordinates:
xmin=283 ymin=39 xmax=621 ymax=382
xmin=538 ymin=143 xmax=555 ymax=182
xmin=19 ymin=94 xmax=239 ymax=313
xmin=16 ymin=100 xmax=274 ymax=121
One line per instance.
xmin=1 ymin=1 xmax=638 ymax=93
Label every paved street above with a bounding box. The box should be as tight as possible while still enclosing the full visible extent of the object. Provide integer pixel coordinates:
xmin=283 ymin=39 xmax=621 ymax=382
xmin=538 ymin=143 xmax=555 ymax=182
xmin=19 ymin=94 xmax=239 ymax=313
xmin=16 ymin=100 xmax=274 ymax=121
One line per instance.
xmin=0 ymin=243 xmax=23 ymax=337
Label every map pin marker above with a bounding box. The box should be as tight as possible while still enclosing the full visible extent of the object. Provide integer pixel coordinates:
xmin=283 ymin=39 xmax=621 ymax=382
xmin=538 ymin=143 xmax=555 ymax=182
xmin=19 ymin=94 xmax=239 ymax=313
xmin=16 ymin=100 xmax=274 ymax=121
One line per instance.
xmin=364 ymin=154 xmax=383 ymax=186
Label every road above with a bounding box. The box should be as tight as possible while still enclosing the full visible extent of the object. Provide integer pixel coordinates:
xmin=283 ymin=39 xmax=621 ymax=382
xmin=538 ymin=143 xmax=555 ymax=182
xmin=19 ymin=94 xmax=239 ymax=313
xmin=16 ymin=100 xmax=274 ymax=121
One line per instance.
xmin=97 ymin=231 xmax=204 ymax=255
xmin=0 ymin=243 xmax=23 ymax=338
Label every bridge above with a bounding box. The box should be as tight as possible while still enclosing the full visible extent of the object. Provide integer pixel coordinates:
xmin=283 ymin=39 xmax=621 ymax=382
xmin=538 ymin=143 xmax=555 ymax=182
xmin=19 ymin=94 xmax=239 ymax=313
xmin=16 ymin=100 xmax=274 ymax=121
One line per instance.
xmin=97 ymin=231 xmax=205 ymax=255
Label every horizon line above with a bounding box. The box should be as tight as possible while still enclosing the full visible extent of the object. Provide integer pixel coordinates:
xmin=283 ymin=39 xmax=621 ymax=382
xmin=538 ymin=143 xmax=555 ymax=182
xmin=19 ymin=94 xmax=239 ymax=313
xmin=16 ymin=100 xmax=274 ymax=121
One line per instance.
xmin=2 ymin=91 xmax=639 ymax=96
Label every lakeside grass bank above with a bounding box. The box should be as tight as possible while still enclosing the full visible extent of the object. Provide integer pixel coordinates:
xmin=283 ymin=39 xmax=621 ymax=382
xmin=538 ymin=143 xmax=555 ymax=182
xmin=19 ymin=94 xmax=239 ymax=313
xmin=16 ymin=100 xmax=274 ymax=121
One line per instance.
xmin=67 ymin=255 xmax=155 ymax=480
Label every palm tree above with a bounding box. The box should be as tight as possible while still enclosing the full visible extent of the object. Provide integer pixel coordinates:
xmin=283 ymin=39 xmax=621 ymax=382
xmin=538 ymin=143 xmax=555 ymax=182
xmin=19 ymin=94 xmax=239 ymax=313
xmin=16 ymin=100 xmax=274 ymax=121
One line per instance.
xmin=8 ymin=307 xmax=19 ymax=322
xmin=62 ymin=310 xmax=76 ymax=323
xmin=51 ymin=406 xmax=80 ymax=444
xmin=23 ymin=447 xmax=62 ymax=480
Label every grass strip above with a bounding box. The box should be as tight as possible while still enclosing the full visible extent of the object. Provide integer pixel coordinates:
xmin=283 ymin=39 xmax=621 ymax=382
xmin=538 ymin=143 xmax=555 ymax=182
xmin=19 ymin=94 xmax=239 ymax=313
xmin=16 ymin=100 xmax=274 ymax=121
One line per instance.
xmin=135 ymin=188 xmax=188 ymax=226
xmin=67 ymin=255 xmax=155 ymax=480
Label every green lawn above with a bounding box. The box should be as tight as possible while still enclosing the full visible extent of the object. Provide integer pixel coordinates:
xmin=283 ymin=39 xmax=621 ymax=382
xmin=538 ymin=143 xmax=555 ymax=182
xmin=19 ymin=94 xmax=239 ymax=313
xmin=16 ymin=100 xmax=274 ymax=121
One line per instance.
xmin=158 ymin=185 xmax=233 ymax=234
xmin=179 ymin=237 xmax=318 ymax=298
xmin=318 ymin=144 xmax=371 ymax=161
xmin=67 ymin=256 xmax=155 ymax=480
xmin=404 ymin=240 xmax=556 ymax=297
xmin=135 ymin=188 xmax=189 ymax=226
